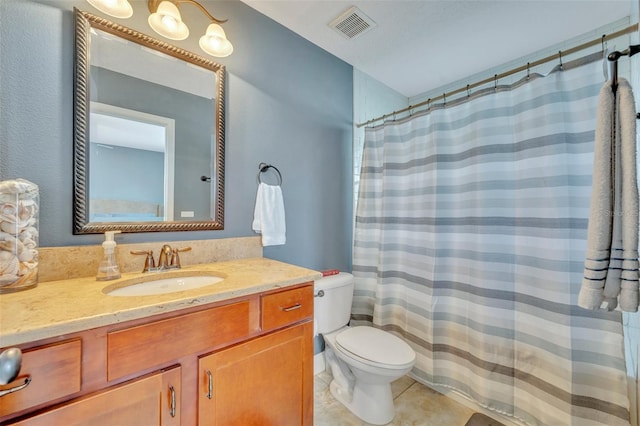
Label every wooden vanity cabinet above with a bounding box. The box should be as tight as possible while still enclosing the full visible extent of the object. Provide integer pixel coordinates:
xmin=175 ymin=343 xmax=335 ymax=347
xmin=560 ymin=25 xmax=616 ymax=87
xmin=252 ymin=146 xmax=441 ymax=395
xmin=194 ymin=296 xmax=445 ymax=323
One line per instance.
xmin=0 ymin=282 xmax=313 ymax=426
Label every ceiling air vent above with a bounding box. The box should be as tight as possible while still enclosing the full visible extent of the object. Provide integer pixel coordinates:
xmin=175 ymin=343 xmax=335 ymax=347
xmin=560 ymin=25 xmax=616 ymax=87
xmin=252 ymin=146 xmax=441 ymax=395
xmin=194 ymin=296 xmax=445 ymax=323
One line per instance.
xmin=329 ymin=6 xmax=376 ymax=40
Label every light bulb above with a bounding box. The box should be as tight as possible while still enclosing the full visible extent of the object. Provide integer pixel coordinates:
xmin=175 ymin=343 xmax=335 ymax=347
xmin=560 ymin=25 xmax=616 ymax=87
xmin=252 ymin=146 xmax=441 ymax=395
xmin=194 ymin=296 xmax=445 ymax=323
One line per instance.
xmin=161 ymin=15 xmax=178 ymax=32
xmin=207 ymin=36 xmax=223 ymax=50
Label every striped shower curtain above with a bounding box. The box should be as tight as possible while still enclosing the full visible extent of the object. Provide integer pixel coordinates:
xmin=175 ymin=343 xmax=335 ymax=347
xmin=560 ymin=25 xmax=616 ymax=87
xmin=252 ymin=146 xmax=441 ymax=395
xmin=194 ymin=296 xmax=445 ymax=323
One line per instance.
xmin=352 ymin=55 xmax=630 ymax=426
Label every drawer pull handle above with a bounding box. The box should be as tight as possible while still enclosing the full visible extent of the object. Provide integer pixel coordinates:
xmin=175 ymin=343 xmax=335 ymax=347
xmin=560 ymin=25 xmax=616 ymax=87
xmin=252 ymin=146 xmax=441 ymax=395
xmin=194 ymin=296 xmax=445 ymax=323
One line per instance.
xmin=314 ymin=290 xmax=325 ymax=297
xmin=206 ymin=370 xmax=213 ymax=400
xmin=0 ymin=376 xmax=31 ymax=398
xmin=281 ymin=303 xmax=302 ymax=312
xmin=169 ymin=385 xmax=176 ymax=417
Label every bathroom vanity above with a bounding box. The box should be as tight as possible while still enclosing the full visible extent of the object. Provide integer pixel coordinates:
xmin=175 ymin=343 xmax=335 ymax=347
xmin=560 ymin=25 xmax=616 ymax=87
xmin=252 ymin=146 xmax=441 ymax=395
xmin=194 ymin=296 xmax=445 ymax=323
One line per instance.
xmin=0 ymin=257 xmax=320 ymax=425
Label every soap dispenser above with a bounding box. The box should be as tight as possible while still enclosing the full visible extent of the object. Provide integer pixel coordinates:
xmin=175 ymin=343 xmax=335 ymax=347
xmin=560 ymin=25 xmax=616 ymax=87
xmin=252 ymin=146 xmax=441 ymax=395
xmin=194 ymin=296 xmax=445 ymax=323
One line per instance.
xmin=96 ymin=231 xmax=122 ymax=281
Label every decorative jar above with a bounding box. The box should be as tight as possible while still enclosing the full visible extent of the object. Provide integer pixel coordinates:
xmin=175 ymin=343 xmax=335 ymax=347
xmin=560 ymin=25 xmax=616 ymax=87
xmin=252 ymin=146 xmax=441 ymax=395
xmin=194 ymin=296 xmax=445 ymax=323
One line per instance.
xmin=0 ymin=179 xmax=39 ymax=293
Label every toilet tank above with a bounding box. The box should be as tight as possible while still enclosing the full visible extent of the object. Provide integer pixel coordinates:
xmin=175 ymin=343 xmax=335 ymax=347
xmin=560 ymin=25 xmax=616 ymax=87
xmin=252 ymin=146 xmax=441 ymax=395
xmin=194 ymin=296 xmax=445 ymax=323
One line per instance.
xmin=314 ymin=272 xmax=354 ymax=334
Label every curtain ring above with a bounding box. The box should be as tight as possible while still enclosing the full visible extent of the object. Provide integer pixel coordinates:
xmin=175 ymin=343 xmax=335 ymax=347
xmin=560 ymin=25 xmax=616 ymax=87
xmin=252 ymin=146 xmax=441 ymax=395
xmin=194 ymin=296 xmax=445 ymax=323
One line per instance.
xmin=427 ymin=98 xmax=431 ymax=110
xmin=526 ymin=62 xmax=530 ymax=80
xmin=494 ymin=74 xmax=498 ymax=90
xmin=558 ymin=50 xmax=563 ymax=70
xmin=409 ymin=105 xmax=414 ymax=116
xmin=466 ymin=84 xmax=470 ymax=97
xmin=601 ymin=34 xmax=606 ymax=53
xmin=443 ymin=93 xmax=446 ymax=106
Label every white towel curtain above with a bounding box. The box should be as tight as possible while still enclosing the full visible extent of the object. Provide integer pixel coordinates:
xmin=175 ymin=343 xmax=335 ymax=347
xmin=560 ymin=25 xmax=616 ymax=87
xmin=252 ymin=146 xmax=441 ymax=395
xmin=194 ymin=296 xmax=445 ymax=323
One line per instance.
xmin=352 ymin=54 xmax=630 ymax=425
xmin=252 ymin=182 xmax=286 ymax=246
xmin=579 ymin=78 xmax=639 ymax=312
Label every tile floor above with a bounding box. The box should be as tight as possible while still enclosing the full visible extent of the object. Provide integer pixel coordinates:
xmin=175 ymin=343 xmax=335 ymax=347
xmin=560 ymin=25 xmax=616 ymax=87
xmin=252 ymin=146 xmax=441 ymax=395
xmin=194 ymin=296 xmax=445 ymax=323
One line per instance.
xmin=314 ymin=371 xmax=476 ymax=426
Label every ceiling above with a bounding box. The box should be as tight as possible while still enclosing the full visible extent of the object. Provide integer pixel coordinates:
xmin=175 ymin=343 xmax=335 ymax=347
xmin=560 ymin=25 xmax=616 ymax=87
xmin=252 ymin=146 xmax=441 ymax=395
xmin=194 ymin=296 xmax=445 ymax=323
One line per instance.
xmin=239 ymin=1 xmax=634 ymax=99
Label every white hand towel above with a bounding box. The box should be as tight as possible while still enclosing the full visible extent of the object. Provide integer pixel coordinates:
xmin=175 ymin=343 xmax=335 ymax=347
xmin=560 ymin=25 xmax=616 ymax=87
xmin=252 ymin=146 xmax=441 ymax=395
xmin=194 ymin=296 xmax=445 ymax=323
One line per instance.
xmin=579 ymin=78 xmax=639 ymax=312
xmin=252 ymin=183 xmax=286 ymax=246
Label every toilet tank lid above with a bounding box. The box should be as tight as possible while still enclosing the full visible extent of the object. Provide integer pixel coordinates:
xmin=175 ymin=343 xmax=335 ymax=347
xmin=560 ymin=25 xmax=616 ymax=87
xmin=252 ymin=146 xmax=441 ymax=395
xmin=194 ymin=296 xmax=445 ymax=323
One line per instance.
xmin=314 ymin=272 xmax=353 ymax=290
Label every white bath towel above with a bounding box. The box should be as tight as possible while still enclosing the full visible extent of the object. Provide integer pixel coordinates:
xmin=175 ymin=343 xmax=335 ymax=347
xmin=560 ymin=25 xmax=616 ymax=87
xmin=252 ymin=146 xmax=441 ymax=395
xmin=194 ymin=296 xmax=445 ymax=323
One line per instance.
xmin=252 ymin=183 xmax=286 ymax=246
xmin=579 ymin=78 xmax=639 ymax=312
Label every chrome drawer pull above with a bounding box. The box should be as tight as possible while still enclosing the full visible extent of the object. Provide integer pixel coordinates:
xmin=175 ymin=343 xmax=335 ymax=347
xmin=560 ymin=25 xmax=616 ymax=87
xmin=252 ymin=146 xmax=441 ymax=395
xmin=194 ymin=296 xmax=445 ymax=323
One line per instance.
xmin=0 ymin=347 xmax=23 ymax=386
xmin=314 ymin=290 xmax=325 ymax=297
xmin=206 ymin=370 xmax=213 ymax=400
xmin=0 ymin=376 xmax=31 ymax=398
xmin=281 ymin=303 xmax=302 ymax=312
xmin=169 ymin=385 xmax=176 ymax=417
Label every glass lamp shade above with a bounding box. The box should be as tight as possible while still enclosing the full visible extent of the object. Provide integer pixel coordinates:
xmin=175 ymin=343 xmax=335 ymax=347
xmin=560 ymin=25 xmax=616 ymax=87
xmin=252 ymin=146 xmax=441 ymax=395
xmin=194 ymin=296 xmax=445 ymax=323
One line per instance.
xmin=199 ymin=24 xmax=233 ymax=57
xmin=86 ymin=0 xmax=133 ymax=19
xmin=148 ymin=1 xmax=189 ymax=40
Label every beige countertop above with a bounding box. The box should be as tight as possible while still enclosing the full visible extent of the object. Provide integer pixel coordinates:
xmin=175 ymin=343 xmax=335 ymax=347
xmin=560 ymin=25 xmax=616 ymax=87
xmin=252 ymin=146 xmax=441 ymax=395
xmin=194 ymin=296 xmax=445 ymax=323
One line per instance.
xmin=0 ymin=257 xmax=321 ymax=347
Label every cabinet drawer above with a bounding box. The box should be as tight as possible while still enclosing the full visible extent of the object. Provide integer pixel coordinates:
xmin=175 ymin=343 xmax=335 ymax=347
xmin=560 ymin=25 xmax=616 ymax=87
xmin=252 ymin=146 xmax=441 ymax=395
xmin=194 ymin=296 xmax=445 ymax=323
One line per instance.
xmin=261 ymin=285 xmax=313 ymax=331
xmin=107 ymin=301 xmax=251 ymax=381
xmin=0 ymin=339 xmax=82 ymax=416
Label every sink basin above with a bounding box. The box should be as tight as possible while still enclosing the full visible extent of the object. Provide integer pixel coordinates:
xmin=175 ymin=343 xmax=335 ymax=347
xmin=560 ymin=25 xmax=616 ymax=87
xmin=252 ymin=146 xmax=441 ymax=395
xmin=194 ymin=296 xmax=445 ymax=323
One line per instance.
xmin=105 ymin=274 xmax=224 ymax=297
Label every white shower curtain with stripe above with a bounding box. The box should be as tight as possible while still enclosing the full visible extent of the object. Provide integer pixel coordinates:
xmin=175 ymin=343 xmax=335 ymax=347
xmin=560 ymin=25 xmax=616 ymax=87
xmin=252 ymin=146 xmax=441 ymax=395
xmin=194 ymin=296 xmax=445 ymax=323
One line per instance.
xmin=352 ymin=56 xmax=630 ymax=426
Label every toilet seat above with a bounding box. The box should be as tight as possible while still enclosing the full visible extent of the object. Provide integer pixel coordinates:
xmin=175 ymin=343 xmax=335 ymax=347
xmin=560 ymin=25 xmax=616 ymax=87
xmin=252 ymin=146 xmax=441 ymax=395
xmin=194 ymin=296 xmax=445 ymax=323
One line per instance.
xmin=335 ymin=326 xmax=415 ymax=369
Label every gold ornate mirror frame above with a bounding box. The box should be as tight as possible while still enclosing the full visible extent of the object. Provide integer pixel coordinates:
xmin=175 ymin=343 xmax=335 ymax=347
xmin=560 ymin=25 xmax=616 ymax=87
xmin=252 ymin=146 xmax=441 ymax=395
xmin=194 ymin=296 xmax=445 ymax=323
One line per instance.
xmin=73 ymin=9 xmax=225 ymax=234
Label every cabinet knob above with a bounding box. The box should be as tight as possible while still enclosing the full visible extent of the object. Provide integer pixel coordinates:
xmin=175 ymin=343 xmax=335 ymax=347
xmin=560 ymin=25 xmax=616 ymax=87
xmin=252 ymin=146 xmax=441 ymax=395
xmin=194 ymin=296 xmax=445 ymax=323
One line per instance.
xmin=0 ymin=347 xmax=22 ymax=385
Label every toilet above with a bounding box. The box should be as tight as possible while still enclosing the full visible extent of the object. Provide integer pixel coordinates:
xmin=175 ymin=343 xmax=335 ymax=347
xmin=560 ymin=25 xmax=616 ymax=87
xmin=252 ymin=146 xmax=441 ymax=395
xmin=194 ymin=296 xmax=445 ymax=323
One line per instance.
xmin=315 ymin=273 xmax=416 ymax=425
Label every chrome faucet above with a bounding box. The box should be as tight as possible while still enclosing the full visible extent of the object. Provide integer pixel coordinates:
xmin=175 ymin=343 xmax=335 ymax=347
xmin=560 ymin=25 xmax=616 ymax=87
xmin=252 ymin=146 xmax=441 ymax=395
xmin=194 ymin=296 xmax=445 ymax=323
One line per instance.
xmin=131 ymin=245 xmax=192 ymax=273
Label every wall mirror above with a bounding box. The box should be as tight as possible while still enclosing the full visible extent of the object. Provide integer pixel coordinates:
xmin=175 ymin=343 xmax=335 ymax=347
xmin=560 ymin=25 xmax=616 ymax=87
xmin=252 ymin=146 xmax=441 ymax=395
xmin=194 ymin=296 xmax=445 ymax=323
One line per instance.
xmin=73 ymin=9 xmax=225 ymax=234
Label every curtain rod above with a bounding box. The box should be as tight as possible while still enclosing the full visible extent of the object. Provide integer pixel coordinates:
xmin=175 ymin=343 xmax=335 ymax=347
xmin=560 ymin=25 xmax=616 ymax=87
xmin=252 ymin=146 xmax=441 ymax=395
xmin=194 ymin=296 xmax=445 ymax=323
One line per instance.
xmin=357 ymin=23 xmax=639 ymax=128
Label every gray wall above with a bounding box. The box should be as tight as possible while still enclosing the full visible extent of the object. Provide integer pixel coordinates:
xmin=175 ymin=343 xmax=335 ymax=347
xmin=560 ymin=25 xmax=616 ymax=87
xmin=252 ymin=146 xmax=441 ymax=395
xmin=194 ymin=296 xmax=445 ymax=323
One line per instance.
xmin=89 ymin=143 xmax=164 ymax=206
xmin=0 ymin=0 xmax=354 ymax=272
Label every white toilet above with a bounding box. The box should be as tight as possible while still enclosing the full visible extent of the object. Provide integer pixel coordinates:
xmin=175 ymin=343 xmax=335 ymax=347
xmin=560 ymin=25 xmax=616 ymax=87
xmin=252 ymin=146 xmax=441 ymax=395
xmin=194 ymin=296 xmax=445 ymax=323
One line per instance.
xmin=315 ymin=273 xmax=416 ymax=425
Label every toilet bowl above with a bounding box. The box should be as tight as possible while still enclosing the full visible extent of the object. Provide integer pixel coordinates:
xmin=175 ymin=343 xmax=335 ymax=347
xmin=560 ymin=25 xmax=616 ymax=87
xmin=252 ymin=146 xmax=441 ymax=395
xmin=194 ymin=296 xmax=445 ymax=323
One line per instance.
xmin=314 ymin=273 xmax=416 ymax=425
xmin=324 ymin=325 xmax=415 ymax=424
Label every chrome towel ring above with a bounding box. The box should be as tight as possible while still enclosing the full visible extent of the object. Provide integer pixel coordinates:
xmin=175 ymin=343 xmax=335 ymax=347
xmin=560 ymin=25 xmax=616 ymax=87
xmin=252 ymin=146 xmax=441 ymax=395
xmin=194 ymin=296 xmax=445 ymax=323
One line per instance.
xmin=257 ymin=163 xmax=282 ymax=186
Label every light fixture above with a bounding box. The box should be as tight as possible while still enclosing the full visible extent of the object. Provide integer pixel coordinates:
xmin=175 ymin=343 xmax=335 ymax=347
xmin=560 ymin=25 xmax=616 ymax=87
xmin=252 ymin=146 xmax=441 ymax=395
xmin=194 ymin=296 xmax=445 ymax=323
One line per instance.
xmin=86 ymin=0 xmax=133 ymax=19
xmin=85 ymin=0 xmax=233 ymax=57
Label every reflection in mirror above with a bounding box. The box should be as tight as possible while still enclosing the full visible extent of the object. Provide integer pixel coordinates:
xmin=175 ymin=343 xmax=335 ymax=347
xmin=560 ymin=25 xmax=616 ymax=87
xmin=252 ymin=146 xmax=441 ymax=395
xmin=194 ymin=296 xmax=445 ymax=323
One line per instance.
xmin=73 ymin=9 xmax=225 ymax=234
xmin=89 ymin=102 xmax=175 ymax=222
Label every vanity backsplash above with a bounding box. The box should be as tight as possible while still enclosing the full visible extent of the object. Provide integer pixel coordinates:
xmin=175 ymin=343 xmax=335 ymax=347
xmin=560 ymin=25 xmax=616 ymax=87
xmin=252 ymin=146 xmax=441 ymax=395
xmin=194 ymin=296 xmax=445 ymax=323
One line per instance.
xmin=38 ymin=236 xmax=262 ymax=282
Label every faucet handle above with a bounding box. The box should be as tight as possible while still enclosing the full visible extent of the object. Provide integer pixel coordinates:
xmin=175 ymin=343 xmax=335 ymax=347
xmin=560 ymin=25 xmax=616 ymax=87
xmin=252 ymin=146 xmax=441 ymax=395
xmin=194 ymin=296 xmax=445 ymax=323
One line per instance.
xmin=130 ymin=250 xmax=155 ymax=273
xmin=171 ymin=246 xmax=192 ymax=269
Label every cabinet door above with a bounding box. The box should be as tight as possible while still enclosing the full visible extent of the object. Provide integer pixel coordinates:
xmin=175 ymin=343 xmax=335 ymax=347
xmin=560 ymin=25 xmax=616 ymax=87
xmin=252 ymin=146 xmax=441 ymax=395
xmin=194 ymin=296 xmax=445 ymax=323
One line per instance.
xmin=8 ymin=366 xmax=181 ymax=426
xmin=198 ymin=322 xmax=313 ymax=426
